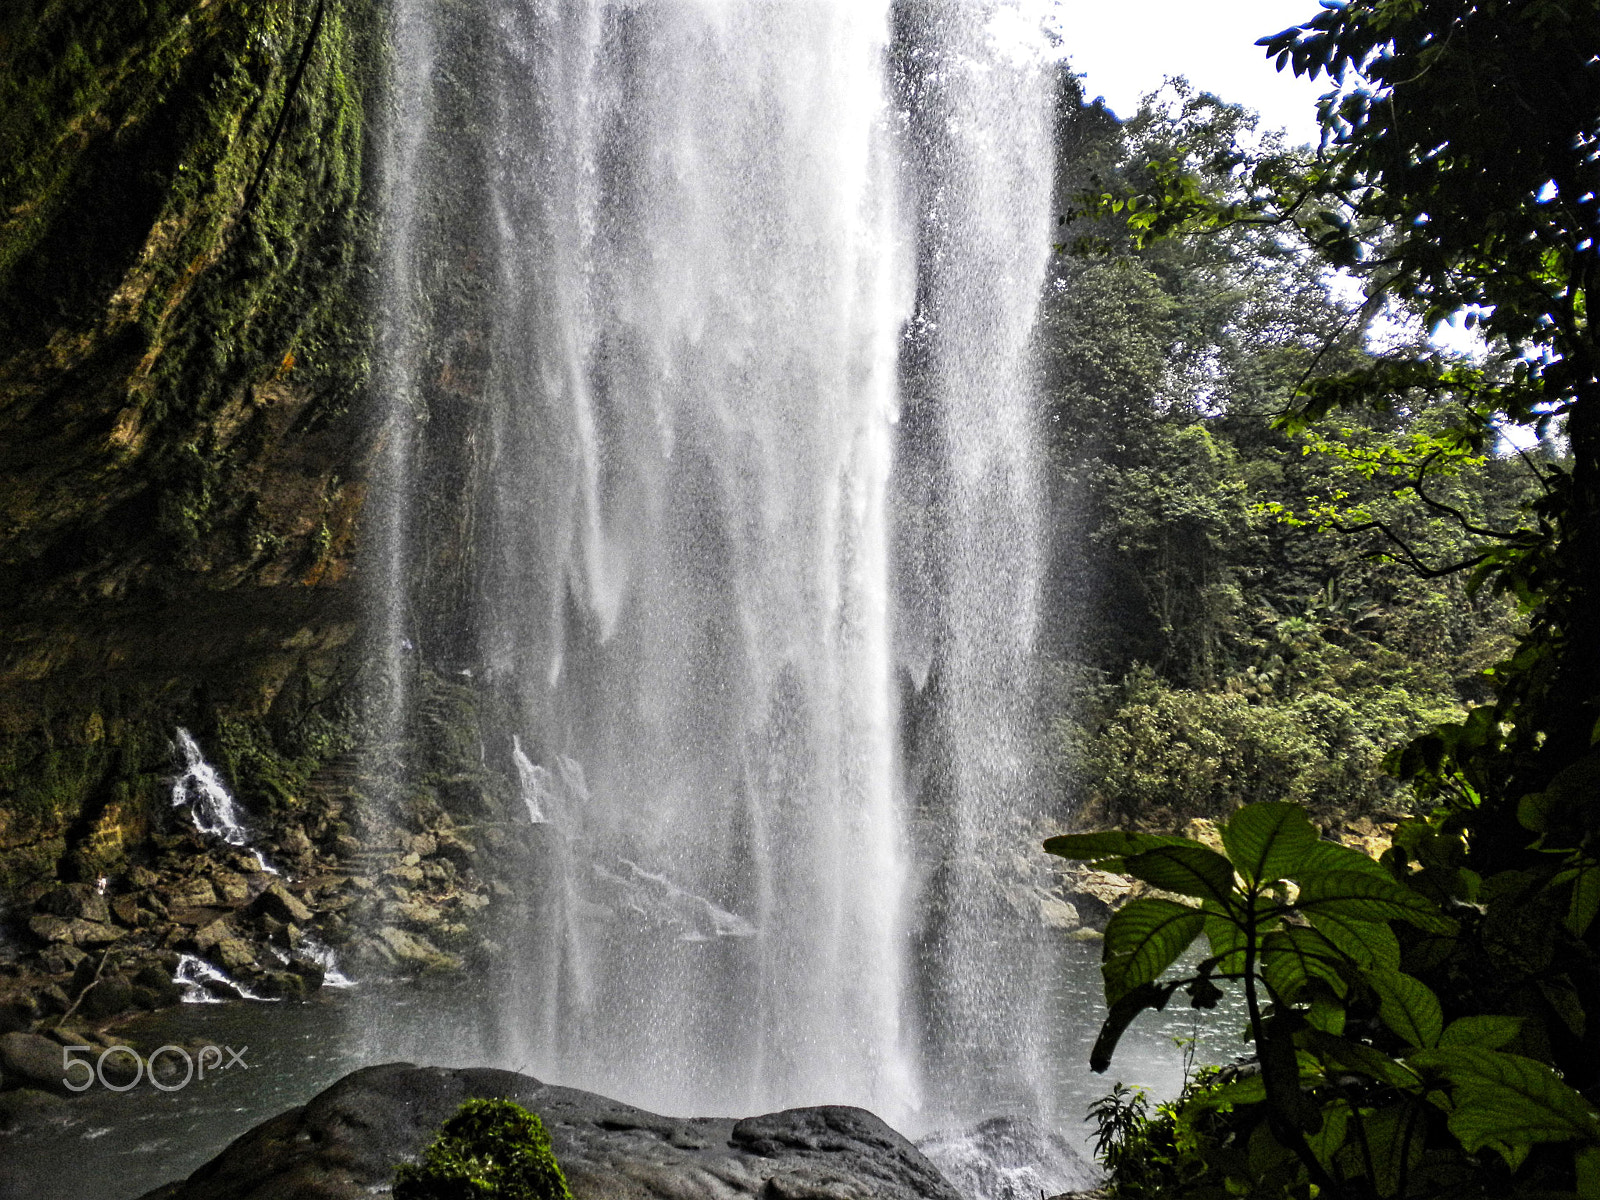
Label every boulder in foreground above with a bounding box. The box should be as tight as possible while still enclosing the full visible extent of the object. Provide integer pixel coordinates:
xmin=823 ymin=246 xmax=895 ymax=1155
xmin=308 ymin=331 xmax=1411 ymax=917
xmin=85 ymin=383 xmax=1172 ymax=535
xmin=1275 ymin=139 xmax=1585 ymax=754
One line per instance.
xmin=137 ymin=1062 xmax=966 ymax=1200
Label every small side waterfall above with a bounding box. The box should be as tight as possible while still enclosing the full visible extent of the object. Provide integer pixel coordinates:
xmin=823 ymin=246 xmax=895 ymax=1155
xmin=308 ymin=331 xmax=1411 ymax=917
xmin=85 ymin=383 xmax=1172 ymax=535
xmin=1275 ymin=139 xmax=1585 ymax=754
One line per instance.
xmin=171 ymin=729 xmax=280 ymax=877
xmin=374 ymin=0 xmax=1055 ymax=1130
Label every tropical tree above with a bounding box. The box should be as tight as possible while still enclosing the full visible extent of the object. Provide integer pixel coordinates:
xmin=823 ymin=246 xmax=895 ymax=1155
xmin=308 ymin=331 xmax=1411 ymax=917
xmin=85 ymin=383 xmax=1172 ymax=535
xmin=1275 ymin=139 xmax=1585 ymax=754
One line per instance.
xmin=1056 ymin=2 xmax=1600 ymax=1195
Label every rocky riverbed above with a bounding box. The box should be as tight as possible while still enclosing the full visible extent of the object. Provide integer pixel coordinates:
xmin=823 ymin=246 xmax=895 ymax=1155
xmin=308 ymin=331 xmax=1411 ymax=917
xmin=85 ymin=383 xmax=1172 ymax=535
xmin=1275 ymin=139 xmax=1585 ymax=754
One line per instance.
xmin=0 ymin=798 xmax=534 ymax=1098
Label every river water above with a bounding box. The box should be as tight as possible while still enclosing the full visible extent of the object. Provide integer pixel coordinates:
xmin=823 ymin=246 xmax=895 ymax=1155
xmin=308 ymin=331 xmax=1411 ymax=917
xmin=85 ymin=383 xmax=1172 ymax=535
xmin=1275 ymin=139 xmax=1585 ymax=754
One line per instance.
xmin=4 ymin=942 xmax=1249 ymax=1200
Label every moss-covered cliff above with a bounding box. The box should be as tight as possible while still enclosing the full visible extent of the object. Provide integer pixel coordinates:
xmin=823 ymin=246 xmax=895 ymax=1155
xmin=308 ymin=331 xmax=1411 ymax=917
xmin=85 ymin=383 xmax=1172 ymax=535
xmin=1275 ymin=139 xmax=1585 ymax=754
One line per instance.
xmin=0 ymin=0 xmax=380 ymax=891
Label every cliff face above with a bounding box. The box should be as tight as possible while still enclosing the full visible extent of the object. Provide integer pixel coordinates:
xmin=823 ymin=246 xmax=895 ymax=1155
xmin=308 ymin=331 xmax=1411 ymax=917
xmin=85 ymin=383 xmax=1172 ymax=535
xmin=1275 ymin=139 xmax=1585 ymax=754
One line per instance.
xmin=0 ymin=0 xmax=380 ymax=891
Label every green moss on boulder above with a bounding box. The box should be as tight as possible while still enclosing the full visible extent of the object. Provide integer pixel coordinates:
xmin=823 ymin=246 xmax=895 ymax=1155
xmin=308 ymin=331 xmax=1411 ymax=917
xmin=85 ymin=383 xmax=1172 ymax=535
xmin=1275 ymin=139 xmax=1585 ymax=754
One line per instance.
xmin=395 ymin=1099 xmax=573 ymax=1200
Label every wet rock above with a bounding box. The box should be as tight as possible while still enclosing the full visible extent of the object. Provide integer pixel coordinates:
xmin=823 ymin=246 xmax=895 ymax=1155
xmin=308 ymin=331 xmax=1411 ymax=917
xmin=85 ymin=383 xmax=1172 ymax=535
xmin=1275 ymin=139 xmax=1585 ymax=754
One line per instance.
xmin=136 ymin=1064 xmax=964 ymax=1200
xmin=1039 ymin=897 xmax=1080 ymax=930
xmin=194 ymin=918 xmax=234 ymax=953
xmin=212 ymin=870 xmax=253 ymax=906
xmin=0 ymin=1086 xmax=71 ymax=1133
xmin=422 ymin=861 xmax=450 ymax=885
xmin=396 ymin=901 xmax=444 ymax=929
xmin=254 ymin=970 xmax=308 ymax=1001
xmin=80 ymin=973 xmax=136 ymax=1020
xmin=1053 ymin=867 xmax=1134 ymax=931
xmin=279 ymin=825 xmax=315 ymax=861
xmin=375 ymin=926 xmax=460 ymax=973
xmin=37 ymin=983 xmax=70 ymax=1014
xmin=287 ymin=955 xmax=325 ymax=990
xmin=133 ymin=964 xmax=183 ymax=1007
xmin=211 ymin=938 xmax=258 ymax=973
xmin=0 ymin=1031 xmax=71 ymax=1095
xmin=110 ymin=894 xmax=142 ymax=926
xmin=28 ymin=914 xmax=121 ymax=947
xmin=169 ymin=878 xmax=220 ymax=908
xmin=433 ymin=830 xmax=476 ymax=867
xmin=250 ymin=882 xmax=312 ymax=925
xmin=96 ymin=1042 xmax=144 ymax=1087
xmin=128 ymin=866 xmax=162 ymax=890
xmin=38 ymin=883 xmax=111 ymax=924
xmin=27 ymin=915 xmax=74 ymax=945
xmin=39 ymin=943 xmax=87 ymax=976
xmin=68 ymin=956 xmax=100 ymax=996
xmin=0 ymin=997 xmax=38 ymax=1034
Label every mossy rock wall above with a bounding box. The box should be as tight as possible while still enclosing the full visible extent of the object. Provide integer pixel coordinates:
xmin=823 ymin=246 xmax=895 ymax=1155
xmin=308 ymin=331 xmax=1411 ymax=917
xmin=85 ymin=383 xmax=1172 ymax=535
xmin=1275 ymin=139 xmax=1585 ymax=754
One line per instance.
xmin=0 ymin=0 xmax=383 ymax=893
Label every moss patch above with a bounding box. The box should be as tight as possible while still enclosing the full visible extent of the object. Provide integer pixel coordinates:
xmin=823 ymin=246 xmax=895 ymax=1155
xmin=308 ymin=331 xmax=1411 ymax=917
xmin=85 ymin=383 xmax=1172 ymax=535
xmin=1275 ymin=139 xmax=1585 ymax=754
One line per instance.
xmin=394 ymin=1099 xmax=573 ymax=1200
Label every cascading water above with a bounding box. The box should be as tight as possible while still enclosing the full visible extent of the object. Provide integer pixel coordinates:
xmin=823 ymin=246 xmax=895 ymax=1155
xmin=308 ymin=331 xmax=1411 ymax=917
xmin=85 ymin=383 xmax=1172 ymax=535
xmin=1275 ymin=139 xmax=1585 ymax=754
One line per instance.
xmin=171 ymin=729 xmax=281 ymax=877
xmin=375 ymin=0 xmax=1054 ymax=1131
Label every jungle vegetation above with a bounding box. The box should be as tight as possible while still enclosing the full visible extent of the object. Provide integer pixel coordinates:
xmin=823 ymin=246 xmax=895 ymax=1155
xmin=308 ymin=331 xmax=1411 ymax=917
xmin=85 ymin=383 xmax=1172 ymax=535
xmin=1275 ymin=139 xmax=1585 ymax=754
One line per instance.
xmin=1045 ymin=0 xmax=1600 ymax=1196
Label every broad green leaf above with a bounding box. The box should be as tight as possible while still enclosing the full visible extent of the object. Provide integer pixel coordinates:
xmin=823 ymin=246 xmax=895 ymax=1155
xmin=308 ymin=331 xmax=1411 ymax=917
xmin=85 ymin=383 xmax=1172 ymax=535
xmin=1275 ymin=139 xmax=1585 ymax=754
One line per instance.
xmin=1261 ymin=927 xmax=1350 ymax=1002
xmin=1308 ymin=994 xmax=1346 ymax=1035
xmin=1183 ymin=1073 xmax=1267 ymax=1113
xmin=1407 ymin=1047 xmax=1600 ymax=1156
xmin=1296 ymin=869 xmax=1456 ymax=934
xmin=1440 ymin=1015 xmax=1522 ymax=1050
xmin=1221 ymin=802 xmax=1319 ymax=888
xmin=1365 ymin=968 xmax=1443 ymax=1048
xmin=1577 ymin=1144 xmax=1600 ymax=1199
xmin=1185 ymin=973 xmax=1225 ymax=1009
xmin=1090 ymin=981 xmax=1176 ymax=1073
xmin=1298 ymin=838 xmax=1393 ymax=881
xmin=1043 ymin=831 xmax=1193 ymax=863
xmin=1302 ymin=1030 xmax=1422 ymax=1091
xmin=1247 ymin=1114 xmax=1300 ymax=1179
xmin=1306 ymin=1101 xmax=1350 ymax=1172
xmin=1302 ymin=904 xmax=1402 ymax=969
xmin=1101 ymin=897 xmax=1206 ymax=1003
xmin=1262 ymin=1015 xmax=1322 ymax=1132
xmin=1121 ymin=844 xmax=1236 ymax=904
xmin=1562 ymin=857 xmax=1600 ymax=937
xmin=1203 ymin=907 xmax=1248 ymax=974
xmin=1362 ymin=1104 xmax=1426 ymax=1198
xmin=1538 ymin=976 xmax=1588 ymax=1037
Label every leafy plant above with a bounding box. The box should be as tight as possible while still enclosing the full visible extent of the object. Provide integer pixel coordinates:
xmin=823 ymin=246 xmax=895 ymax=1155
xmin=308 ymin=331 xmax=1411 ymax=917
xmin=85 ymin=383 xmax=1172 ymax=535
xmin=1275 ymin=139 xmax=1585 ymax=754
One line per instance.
xmin=394 ymin=1098 xmax=572 ymax=1200
xmin=1049 ymin=802 xmax=1600 ymax=1197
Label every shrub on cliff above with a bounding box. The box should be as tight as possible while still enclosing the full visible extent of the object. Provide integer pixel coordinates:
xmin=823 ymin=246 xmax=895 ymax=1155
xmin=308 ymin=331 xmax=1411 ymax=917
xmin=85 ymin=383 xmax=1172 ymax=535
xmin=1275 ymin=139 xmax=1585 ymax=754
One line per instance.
xmin=394 ymin=1099 xmax=572 ymax=1200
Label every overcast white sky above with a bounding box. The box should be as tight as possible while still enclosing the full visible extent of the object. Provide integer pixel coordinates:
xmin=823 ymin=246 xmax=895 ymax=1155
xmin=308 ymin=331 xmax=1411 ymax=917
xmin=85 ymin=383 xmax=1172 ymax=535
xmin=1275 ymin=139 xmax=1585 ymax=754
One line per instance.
xmin=1022 ymin=1 xmax=1490 ymax=361
xmin=1042 ymin=1 xmax=1332 ymax=146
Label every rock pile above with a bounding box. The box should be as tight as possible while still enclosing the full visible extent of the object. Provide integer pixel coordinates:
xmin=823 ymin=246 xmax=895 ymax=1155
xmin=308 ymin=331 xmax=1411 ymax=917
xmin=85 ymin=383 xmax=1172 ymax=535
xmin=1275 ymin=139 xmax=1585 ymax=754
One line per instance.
xmin=0 ymin=810 xmax=515 ymax=1042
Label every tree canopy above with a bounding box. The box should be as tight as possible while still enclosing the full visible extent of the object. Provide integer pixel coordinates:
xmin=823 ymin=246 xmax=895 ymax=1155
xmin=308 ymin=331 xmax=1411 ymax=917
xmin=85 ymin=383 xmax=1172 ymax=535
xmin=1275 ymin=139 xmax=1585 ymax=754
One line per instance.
xmin=1053 ymin=2 xmax=1600 ymax=1195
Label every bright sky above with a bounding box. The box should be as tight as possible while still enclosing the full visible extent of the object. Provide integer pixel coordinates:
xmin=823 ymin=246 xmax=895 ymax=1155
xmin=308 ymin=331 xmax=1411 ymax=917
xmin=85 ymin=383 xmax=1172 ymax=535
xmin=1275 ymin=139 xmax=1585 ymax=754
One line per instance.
xmin=1029 ymin=0 xmax=1490 ymax=363
xmin=1044 ymin=0 xmax=1332 ymax=146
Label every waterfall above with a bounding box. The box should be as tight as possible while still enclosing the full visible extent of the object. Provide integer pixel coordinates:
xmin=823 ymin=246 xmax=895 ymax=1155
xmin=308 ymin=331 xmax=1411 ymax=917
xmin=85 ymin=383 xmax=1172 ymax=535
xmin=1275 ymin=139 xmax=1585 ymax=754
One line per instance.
xmin=375 ymin=0 xmax=1054 ymax=1130
xmin=171 ymin=729 xmax=281 ymax=876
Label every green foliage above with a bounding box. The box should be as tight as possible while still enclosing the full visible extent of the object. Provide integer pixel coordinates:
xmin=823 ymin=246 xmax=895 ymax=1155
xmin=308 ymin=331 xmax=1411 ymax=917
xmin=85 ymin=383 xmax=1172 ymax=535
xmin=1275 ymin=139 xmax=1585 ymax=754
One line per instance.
xmin=1048 ymin=5 xmax=1600 ymax=1196
xmin=1067 ymin=669 xmax=1460 ymax=829
xmin=1053 ymin=802 xmax=1600 ymax=1197
xmin=1088 ymin=1070 xmax=1267 ymax=1200
xmin=0 ymin=0 xmax=378 ymax=574
xmin=1042 ymin=77 xmax=1529 ymax=847
xmin=394 ymin=1099 xmax=572 ymax=1200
